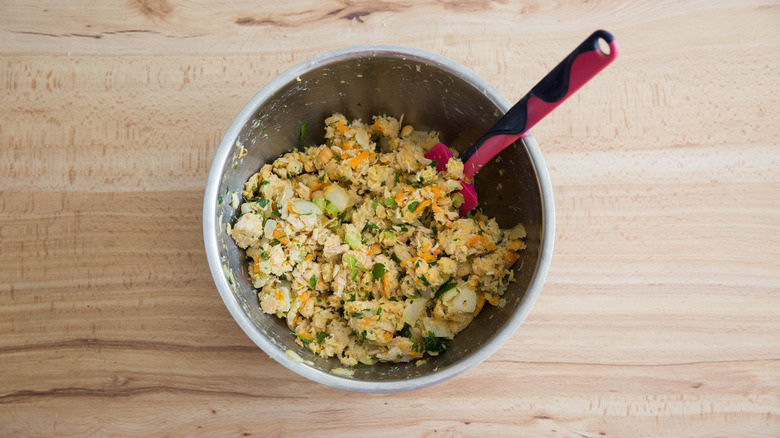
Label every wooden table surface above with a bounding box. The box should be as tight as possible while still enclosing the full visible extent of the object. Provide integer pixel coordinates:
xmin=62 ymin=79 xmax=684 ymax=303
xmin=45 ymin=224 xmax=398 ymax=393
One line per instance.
xmin=2 ymin=1 xmax=778 ymax=436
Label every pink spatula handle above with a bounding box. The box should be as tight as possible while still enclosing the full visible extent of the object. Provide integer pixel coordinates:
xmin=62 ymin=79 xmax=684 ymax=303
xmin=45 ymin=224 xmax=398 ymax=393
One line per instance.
xmin=461 ymin=30 xmax=619 ymax=180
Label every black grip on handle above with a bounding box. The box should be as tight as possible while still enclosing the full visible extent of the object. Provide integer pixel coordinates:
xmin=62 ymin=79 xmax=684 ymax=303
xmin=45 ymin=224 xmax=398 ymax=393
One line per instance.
xmin=532 ymin=29 xmax=615 ymax=103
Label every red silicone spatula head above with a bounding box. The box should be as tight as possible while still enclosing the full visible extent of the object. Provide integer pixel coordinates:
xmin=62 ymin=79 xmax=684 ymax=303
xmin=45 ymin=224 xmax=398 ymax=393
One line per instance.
xmin=425 ymin=143 xmax=479 ymax=215
xmin=425 ymin=30 xmax=618 ymax=216
xmin=426 ymin=142 xmax=453 ymax=173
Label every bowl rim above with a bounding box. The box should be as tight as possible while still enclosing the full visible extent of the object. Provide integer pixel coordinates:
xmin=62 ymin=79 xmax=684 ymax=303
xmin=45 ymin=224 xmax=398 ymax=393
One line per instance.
xmin=203 ymin=44 xmax=555 ymax=393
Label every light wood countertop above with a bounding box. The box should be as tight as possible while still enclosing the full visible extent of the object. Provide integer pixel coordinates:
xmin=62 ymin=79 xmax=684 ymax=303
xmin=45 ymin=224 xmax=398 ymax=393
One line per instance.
xmin=1 ymin=1 xmax=778 ymax=436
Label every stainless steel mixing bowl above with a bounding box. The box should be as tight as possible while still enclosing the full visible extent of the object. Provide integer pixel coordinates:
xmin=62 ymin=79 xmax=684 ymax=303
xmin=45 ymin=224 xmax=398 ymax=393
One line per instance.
xmin=203 ymin=45 xmax=555 ymax=393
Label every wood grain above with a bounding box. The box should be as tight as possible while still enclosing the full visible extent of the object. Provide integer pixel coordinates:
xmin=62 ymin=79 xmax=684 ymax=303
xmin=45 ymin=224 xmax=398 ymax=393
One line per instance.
xmin=2 ymin=0 xmax=779 ymax=436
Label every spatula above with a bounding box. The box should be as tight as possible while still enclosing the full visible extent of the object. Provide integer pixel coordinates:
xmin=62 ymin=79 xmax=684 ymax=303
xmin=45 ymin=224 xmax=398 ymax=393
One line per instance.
xmin=426 ymin=30 xmax=619 ymax=215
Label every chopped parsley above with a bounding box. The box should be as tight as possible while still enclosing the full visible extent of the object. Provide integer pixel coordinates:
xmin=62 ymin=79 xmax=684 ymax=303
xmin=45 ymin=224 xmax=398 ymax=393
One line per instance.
xmin=371 ymin=263 xmax=386 ymax=281
xmin=245 ymin=197 xmax=270 ymax=208
xmin=434 ymin=279 xmax=458 ymax=299
xmin=423 ymin=331 xmax=449 ymax=353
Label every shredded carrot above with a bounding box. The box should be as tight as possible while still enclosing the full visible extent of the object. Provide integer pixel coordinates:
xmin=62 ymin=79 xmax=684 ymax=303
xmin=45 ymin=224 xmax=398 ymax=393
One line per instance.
xmin=474 ymin=292 xmax=487 ymax=316
xmin=417 ymin=252 xmax=436 ymax=262
xmin=503 ymin=251 xmax=519 ymax=265
xmin=482 ymin=236 xmax=497 ymax=251
xmin=299 ymin=291 xmax=310 ymax=303
xmin=272 ymin=226 xmax=289 ymax=245
xmin=431 ymin=245 xmax=442 ymax=255
xmin=253 ymin=258 xmax=261 ymax=272
xmin=309 ymin=182 xmax=328 ymax=192
xmin=360 ymin=317 xmax=371 ymax=327
xmin=347 ymin=150 xmax=369 ymax=168
xmin=369 ymin=153 xmax=377 ymax=161
xmin=340 ymin=153 xmax=348 ymax=160
xmin=466 ymin=235 xmax=481 ymax=248
xmin=287 ymin=202 xmax=297 ymax=214
xmin=414 ymin=199 xmax=431 ymax=213
xmin=274 ymin=291 xmax=284 ymax=301
xmin=430 ymin=186 xmax=444 ymax=197
xmin=395 ymin=189 xmax=405 ymax=204
xmin=395 ymin=186 xmax=414 ymax=204
xmin=336 ymin=122 xmax=350 ymax=135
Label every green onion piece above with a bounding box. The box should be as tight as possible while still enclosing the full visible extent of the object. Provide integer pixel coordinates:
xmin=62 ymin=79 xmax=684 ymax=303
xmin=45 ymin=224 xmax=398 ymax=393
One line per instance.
xmin=316 ymin=331 xmax=327 ymax=343
xmin=390 ymin=252 xmax=402 ymax=264
xmin=371 ymin=199 xmax=380 ymax=211
xmin=293 ymin=333 xmax=312 ymax=344
xmin=299 ymin=123 xmax=309 ymax=143
xmin=364 ymin=220 xmax=380 ymax=231
xmin=309 ymin=274 xmax=317 ymax=289
xmin=407 ymin=201 xmax=420 ymax=212
xmin=384 ymin=197 xmax=397 ymax=207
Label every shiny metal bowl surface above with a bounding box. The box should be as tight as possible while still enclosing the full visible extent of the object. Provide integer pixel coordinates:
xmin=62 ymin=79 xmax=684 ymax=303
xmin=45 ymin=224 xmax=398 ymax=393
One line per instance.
xmin=203 ymin=45 xmax=554 ymax=393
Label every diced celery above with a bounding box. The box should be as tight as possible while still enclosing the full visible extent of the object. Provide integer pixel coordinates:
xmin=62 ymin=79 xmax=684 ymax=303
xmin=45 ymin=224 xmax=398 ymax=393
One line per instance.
xmin=345 ymin=232 xmax=362 ymax=249
xmin=451 ymin=193 xmax=465 ymax=208
xmin=324 ymin=201 xmax=340 ymax=216
xmin=311 ymin=197 xmax=327 ymax=211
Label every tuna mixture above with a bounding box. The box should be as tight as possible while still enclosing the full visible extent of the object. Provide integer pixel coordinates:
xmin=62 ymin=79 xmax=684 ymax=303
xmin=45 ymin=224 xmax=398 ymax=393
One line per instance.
xmin=229 ymin=113 xmax=526 ymax=367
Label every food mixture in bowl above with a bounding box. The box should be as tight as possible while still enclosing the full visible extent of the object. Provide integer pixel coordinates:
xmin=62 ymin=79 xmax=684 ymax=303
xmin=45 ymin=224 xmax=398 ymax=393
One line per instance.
xmin=228 ymin=113 xmax=526 ymax=367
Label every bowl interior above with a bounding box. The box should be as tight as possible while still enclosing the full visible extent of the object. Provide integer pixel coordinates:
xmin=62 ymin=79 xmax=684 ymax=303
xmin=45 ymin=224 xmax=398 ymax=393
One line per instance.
xmin=208 ymin=47 xmax=547 ymax=389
